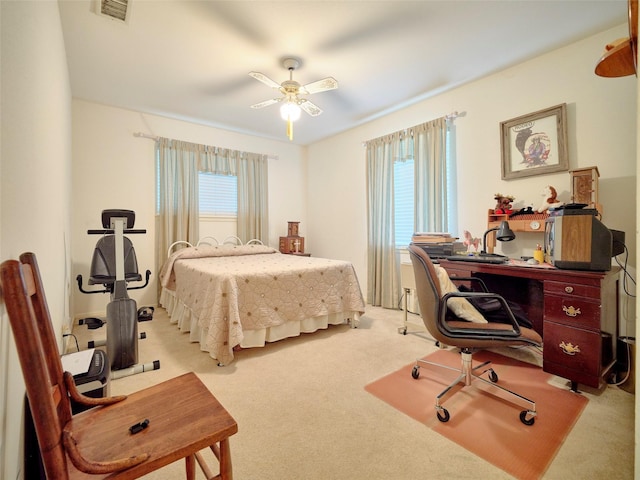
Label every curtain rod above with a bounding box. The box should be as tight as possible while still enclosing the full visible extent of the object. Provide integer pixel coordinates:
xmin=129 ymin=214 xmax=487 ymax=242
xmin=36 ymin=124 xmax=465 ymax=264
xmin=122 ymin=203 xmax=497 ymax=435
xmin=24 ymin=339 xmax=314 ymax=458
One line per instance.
xmin=362 ymin=110 xmax=463 ymax=146
xmin=133 ymin=132 xmax=159 ymax=140
xmin=133 ymin=131 xmax=279 ymax=160
xmin=445 ymin=111 xmax=461 ymax=121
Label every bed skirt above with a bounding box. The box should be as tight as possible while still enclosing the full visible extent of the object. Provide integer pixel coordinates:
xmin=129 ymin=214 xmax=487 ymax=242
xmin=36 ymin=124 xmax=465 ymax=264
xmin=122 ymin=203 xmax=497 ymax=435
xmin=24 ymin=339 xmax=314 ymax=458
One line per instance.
xmin=160 ymin=288 xmax=360 ymax=363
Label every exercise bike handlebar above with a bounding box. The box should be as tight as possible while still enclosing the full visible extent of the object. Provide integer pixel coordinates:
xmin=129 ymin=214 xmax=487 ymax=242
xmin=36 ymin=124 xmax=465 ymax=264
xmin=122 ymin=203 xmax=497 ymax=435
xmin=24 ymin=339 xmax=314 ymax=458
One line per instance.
xmin=127 ymin=269 xmax=152 ymax=291
xmin=87 ymin=229 xmax=147 ymax=235
xmin=76 ymin=269 xmax=151 ymax=294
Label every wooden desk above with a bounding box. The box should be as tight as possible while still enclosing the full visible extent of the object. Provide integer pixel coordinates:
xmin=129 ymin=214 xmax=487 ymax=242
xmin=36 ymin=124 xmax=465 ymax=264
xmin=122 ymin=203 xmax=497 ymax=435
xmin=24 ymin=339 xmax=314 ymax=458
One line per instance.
xmin=438 ymin=259 xmax=620 ymax=390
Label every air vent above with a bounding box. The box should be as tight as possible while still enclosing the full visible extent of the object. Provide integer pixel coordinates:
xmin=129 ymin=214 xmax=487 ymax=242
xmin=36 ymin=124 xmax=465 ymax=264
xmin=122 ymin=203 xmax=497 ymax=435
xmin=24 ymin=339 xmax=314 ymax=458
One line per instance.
xmin=97 ymin=0 xmax=129 ymax=22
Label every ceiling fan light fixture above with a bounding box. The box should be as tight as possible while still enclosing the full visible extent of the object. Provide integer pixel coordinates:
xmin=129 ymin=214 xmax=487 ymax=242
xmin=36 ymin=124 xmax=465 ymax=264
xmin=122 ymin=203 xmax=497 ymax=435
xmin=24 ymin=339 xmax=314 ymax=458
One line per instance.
xmin=249 ymin=57 xmax=337 ymax=141
xmin=281 ymin=101 xmax=301 ymax=141
xmin=280 ymin=102 xmax=301 ymax=121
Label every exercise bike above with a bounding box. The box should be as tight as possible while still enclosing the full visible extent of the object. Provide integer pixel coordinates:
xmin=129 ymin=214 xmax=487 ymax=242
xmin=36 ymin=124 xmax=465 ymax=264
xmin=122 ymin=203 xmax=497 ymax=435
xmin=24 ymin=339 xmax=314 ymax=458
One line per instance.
xmin=77 ymin=209 xmax=159 ymax=379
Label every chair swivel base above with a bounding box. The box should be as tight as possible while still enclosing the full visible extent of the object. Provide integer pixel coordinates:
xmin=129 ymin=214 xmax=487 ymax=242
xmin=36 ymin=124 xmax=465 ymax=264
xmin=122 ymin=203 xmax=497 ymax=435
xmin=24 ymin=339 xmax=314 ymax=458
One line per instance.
xmin=411 ymin=349 xmax=537 ymax=425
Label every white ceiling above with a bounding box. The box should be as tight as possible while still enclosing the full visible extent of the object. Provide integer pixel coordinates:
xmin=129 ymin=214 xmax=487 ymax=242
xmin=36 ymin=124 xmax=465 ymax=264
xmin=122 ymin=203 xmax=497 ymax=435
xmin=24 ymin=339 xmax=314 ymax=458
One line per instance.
xmin=58 ymin=0 xmax=628 ymax=145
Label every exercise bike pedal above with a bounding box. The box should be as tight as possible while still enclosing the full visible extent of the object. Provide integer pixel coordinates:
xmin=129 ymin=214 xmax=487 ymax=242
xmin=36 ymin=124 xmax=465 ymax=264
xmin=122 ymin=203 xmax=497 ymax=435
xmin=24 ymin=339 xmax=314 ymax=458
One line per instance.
xmin=80 ymin=317 xmax=105 ymax=330
xmin=137 ymin=306 xmax=154 ymax=322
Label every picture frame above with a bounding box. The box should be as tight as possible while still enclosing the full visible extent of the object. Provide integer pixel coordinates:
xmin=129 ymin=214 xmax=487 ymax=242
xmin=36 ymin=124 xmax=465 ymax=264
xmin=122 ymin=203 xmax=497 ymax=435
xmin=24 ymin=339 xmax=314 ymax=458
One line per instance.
xmin=500 ymin=103 xmax=568 ymax=180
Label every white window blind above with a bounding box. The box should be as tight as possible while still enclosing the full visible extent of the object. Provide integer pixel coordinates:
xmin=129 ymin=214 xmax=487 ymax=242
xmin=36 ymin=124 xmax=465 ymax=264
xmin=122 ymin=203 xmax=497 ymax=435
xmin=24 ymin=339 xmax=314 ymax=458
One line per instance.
xmin=198 ymin=172 xmax=237 ymax=216
xmin=394 ymin=159 xmax=415 ymax=247
xmin=393 ymin=128 xmax=454 ymax=247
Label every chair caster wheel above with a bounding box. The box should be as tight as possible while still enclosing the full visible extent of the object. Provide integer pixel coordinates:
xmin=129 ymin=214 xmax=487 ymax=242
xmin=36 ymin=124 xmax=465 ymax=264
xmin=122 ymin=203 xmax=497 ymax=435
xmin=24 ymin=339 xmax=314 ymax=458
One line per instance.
xmin=411 ymin=365 xmax=420 ymax=379
xmin=520 ymin=410 xmax=535 ymax=426
xmin=436 ymin=408 xmax=450 ymax=423
xmin=488 ymin=369 xmax=498 ymax=383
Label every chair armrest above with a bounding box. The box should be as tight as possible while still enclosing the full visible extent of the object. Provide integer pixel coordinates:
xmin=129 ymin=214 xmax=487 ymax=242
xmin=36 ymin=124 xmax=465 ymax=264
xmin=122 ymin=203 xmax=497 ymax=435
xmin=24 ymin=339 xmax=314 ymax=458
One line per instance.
xmin=450 ymin=276 xmax=489 ymax=292
xmin=439 ymin=291 xmax=522 ymax=338
xmin=64 ymin=372 xmax=127 ymax=407
xmin=63 ymin=430 xmax=149 ymax=474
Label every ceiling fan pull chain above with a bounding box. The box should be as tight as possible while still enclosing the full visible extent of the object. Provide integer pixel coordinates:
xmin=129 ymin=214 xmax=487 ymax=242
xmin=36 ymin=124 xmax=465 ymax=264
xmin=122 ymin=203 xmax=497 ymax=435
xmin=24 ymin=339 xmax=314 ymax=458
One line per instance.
xmin=286 ymin=117 xmax=293 ymax=141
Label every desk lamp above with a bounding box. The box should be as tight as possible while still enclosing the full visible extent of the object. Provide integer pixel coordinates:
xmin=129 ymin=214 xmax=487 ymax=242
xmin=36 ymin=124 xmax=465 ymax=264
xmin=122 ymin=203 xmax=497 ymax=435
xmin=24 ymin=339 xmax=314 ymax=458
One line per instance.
xmin=481 ymin=221 xmax=515 ymax=255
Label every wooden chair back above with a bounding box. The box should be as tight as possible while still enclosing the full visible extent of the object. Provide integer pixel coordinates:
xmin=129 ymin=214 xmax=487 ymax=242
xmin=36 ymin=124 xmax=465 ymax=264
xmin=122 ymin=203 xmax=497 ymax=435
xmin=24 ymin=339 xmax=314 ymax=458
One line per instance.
xmin=1 ymin=252 xmax=73 ymax=478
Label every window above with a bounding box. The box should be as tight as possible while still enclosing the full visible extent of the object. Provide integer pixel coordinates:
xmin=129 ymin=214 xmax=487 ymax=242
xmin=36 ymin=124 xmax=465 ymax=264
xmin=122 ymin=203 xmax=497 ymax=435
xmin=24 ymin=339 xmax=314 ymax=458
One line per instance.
xmin=394 ymin=159 xmax=415 ymax=247
xmin=393 ymin=128 xmax=456 ymax=247
xmin=198 ymin=172 xmax=237 ymax=216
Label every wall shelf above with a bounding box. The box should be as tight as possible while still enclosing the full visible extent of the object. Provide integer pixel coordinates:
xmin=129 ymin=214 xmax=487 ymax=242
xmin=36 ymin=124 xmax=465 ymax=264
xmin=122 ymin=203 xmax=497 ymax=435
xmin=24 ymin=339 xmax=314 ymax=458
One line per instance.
xmin=486 ymin=209 xmax=548 ymax=253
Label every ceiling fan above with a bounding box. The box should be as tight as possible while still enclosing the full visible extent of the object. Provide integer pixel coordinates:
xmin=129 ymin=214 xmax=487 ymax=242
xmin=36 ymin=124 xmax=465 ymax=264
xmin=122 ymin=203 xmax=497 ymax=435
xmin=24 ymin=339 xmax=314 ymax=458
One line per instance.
xmin=249 ymin=58 xmax=338 ymax=118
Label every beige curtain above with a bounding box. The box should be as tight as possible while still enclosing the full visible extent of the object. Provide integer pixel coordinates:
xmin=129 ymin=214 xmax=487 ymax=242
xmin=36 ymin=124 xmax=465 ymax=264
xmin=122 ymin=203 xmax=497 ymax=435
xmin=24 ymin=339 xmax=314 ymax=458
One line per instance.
xmin=155 ymin=138 xmax=200 ymax=284
xmin=237 ymin=154 xmax=269 ymax=242
xmin=366 ymin=132 xmax=403 ymax=308
xmin=366 ymin=116 xmax=448 ymax=308
xmin=413 ymin=117 xmax=448 ymax=233
xmin=198 ymin=146 xmax=269 ymax=241
xmin=155 ymin=137 xmax=269 ymax=287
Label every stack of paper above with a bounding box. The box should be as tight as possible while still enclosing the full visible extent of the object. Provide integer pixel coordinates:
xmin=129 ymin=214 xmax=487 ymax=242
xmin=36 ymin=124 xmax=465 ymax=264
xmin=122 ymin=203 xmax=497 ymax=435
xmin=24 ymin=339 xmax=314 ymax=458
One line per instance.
xmin=411 ymin=232 xmax=457 ymax=244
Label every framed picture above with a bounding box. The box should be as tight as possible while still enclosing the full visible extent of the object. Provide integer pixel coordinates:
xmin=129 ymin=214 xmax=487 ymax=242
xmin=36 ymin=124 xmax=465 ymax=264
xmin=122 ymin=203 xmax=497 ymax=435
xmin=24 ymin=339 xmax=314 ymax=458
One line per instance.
xmin=500 ymin=104 xmax=568 ymax=180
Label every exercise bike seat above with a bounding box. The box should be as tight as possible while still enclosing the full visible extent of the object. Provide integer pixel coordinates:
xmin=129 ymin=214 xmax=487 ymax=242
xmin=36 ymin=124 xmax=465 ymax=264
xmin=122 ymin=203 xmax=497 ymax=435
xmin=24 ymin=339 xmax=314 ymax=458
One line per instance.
xmin=89 ymin=235 xmax=142 ymax=285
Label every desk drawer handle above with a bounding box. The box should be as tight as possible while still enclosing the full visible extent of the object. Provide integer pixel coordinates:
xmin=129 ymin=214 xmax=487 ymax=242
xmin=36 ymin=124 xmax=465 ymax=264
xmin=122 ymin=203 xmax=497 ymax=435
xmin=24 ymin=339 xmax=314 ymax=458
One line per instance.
xmin=564 ymin=286 xmax=574 ymax=294
xmin=562 ymin=305 xmax=581 ymax=317
xmin=559 ymin=341 xmax=581 ymax=355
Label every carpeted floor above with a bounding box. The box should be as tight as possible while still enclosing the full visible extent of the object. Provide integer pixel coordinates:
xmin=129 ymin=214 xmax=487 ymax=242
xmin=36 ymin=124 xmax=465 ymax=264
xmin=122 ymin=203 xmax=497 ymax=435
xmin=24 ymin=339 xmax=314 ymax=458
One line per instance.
xmin=365 ymin=349 xmax=589 ymax=479
xmin=72 ymin=306 xmax=634 ymax=479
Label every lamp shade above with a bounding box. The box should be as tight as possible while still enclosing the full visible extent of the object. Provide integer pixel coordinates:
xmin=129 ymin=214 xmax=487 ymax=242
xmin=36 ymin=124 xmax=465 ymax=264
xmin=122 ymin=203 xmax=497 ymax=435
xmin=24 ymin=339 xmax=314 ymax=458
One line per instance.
xmin=496 ymin=221 xmax=516 ymax=242
xmin=481 ymin=220 xmax=516 ymax=254
xmin=280 ymin=102 xmax=301 ymax=121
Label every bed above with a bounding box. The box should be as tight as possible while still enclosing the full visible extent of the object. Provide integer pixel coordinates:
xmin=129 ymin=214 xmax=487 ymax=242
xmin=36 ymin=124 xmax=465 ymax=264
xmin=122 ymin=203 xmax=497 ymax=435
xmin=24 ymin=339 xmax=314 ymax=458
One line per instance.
xmin=159 ymin=242 xmax=365 ymax=365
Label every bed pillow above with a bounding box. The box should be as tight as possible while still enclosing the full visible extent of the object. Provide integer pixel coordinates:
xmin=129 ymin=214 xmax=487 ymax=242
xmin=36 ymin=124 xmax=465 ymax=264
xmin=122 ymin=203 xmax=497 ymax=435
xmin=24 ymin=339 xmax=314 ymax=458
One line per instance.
xmin=433 ymin=265 xmax=487 ymax=323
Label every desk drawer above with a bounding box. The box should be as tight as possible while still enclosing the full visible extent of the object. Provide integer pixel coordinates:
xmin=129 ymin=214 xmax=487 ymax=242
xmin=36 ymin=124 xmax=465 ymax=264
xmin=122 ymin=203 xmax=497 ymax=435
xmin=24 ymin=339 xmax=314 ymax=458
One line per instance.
xmin=543 ymin=321 xmax=600 ymax=377
xmin=445 ymin=268 xmax=475 ymax=280
xmin=544 ymin=294 xmax=601 ymax=330
xmin=544 ymin=280 xmax=600 ymax=299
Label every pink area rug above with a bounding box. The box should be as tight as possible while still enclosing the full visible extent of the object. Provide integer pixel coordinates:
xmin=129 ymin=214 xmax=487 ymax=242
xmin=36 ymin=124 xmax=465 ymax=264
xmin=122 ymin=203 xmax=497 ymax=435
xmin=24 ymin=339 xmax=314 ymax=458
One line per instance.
xmin=365 ymin=349 xmax=588 ymax=479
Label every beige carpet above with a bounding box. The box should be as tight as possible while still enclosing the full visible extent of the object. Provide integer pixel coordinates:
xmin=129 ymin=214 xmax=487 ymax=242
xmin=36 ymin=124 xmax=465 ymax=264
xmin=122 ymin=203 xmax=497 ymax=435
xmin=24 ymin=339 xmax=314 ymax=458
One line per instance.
xmin=72 ymin=306 xmax=635 ymax=479
xmin=365 ymin=349 xmax=588 ymax=480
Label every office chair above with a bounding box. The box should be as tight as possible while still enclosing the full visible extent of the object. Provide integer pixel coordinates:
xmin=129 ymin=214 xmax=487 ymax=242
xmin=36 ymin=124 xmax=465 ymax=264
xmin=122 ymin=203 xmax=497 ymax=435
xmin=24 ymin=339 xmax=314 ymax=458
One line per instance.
xmin=408 ymin=244 xmax=542 ymax=425
xmin=1 ymin=252 xmax=237 ymax=479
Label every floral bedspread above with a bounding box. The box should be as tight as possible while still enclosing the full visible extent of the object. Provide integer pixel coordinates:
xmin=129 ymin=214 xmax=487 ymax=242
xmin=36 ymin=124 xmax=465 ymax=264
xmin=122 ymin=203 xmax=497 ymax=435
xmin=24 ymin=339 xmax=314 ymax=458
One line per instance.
xmin=159 ymin=245 xmax=365 ymax=364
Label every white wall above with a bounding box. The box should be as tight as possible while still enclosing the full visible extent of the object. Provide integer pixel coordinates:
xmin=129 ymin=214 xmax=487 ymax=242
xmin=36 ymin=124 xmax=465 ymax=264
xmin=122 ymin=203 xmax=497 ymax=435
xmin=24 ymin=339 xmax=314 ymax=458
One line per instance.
xmin=71 ymin=101 xmax=308 ymax=317
xmin=0 ymin=2 xmax=73 ymax=479
xmin=308 ymin=24 xmax=637 ymax=333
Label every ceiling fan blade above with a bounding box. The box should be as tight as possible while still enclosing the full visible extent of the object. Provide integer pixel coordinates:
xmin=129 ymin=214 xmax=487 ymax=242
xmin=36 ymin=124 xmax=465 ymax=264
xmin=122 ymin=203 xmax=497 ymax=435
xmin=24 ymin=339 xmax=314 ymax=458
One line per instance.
xmin=249 ymin=71 xmax=281 ymax=89
xmin=299 ymin=99 xmax=323 ymax=117
xmin=250 ymin=98 xmax=282 ymax=109
xmin=300 ymin=77 xmax=338 ymax=95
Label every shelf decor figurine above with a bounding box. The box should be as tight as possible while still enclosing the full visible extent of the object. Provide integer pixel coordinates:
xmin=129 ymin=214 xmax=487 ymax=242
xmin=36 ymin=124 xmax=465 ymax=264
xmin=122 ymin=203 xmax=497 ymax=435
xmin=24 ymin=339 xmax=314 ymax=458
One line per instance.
xmin=537 ymin=185 xmax=564 ymax=213
xmin=494 ymin=193 xmax=515 ymax=214
xmin=462 ymin=230 xmax=481 ymax=252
